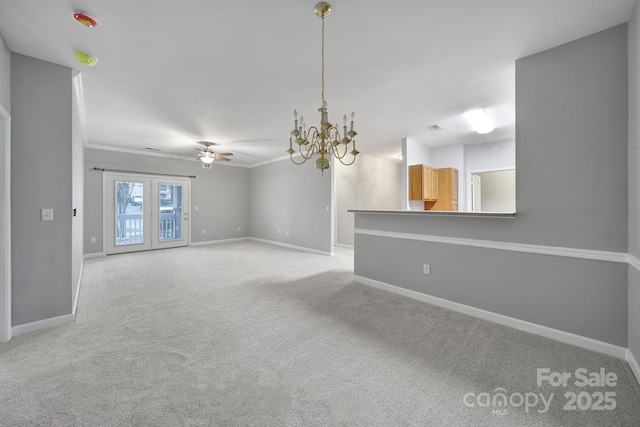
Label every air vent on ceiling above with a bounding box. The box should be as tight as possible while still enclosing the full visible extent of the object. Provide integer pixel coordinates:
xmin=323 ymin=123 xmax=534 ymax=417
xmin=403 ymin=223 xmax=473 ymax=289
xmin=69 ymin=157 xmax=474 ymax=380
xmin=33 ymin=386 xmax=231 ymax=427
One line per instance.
xmin=427 ymin=124 xmax=443 ymax=131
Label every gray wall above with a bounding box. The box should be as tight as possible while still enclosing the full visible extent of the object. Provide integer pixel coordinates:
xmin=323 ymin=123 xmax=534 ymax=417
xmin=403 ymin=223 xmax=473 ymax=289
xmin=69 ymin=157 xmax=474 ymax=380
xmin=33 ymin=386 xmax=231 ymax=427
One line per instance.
xmin=0 ymin=34 xmax=9 ymax=113
xmin=84 ymin=148 xmax=250 ymax=254
xmin=250 ymin=158 xmax=332 ymax=254
xmin=628 ymin=2 xmax=640 ymax=366
xmin=11 ymin=54 xmax=73 ymax=326
xmin=515 ymin=24 xmax=628 ymax=252
xmin=336 ymin=154 xmax=401 ymax=246
xmin=358 ymin=155 xmax=402 ymax=211
xmin=355 ymin=24 xmax=629 ymax=346
xmin=335 ymin=160 xmax=358 ymax=246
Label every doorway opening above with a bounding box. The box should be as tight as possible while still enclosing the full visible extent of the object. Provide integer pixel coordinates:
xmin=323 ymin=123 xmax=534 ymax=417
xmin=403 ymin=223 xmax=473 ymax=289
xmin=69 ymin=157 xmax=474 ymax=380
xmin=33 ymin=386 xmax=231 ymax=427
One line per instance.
xmin=470 ymin=169 xmax=516 ymax=213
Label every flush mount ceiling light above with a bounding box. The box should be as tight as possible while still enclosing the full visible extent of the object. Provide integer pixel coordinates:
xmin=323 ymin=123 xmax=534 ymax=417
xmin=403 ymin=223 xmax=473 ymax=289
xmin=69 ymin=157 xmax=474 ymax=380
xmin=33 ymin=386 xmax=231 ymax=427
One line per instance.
xmin=464 ymin=109 xmax=494 ymax=134
xmin=74 ymin=52 xmax=98 ymax=66
xmin=73 ymin=11 xmax=98 ymax=28
xmin=287 ymin=2 xmax=359 ymax=174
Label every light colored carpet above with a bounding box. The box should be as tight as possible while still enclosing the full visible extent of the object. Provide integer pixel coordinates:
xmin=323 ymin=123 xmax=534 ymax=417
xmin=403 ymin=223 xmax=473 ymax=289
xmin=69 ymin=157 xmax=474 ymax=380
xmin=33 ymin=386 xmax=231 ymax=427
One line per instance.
xmin=0 ymin=240 xmax=639 ymax=426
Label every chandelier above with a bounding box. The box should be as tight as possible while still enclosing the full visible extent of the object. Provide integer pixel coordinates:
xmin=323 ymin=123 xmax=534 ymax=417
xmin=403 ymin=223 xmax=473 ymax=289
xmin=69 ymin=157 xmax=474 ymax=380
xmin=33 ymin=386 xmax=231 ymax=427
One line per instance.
xmin=288 ymin=2 xmax=359 ymax=174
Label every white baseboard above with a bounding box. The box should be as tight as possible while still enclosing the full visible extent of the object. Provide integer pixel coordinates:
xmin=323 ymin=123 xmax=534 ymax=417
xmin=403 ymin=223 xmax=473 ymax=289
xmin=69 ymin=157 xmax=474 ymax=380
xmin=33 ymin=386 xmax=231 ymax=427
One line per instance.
xmin=627 ymin=349 xmax=640 ymax=383
xmin=11 ymin=313 xmax=75 ymax=337
xmin=249 ymin=237 xmax=334 ymax=257
xmin=354 ymin=275 xmax=628 ymax=360
xmin=189 ymin=237 xmax=249 ymax=247
xmin=335 ymin=243 xmax=354 ymax=249
xmin=84 ymin=252 xmax=105 ymax=259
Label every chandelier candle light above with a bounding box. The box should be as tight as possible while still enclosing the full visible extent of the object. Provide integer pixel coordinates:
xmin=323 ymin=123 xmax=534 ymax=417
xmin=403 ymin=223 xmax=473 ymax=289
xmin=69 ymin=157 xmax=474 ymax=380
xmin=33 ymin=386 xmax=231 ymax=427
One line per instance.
xmin=288 ymin=2 xmax=359 ymax=174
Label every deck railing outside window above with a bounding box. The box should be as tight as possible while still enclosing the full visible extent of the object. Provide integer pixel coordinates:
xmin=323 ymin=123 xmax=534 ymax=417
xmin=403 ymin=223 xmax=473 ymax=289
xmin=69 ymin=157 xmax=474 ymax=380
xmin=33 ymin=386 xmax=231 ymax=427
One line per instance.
xmin=116 ymin=210 xmax=179 ymax=245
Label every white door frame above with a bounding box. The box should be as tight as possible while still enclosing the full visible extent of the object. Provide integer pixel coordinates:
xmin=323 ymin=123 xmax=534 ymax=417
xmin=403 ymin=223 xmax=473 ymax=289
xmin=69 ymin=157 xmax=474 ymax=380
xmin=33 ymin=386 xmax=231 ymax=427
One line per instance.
xmin=466 ymin=167 xmax=515 ymax=214
xmin=0 ymin=104 xmax=11 ymax=343
xmin=103 ymin=172 xmax=191 ymax=255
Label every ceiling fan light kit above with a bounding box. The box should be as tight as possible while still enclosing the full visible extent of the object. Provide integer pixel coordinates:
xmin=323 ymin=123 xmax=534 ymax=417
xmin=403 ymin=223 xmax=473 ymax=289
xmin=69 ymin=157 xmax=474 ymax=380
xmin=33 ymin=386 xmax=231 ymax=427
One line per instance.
xmin=288 ymin=2 xmax=359 ymax=174
xmin=200 ymin=155 xmax=215 ymax=164
xmin=195 ymin=142 xmax=233 ymax=164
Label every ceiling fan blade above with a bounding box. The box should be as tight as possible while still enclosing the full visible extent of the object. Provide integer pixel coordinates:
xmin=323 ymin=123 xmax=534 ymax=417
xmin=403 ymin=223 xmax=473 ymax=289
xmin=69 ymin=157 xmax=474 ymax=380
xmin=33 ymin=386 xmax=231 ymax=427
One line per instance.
xmin=215 ymin=153 xmax=234 ymax=156
xmin=215 ymin=156 xmax=231 ymax=161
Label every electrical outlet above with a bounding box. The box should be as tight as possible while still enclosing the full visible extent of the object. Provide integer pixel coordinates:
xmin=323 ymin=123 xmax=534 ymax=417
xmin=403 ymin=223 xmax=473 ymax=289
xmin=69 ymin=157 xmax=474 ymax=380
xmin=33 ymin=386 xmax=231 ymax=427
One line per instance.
xmin=90 ymin=237 xmax=96 ymax=243
xmin=237 ymin=226 xmax=241 ymax=231
xmin=286 ymin=230 xmax=289 ymax=236
xmin=277 ymin=229 xmax=281 ymax=234
xmin=202 ymin=229 xmax=206 ymax=234
xmin=423 ymin=264 xmax=431 ymax=275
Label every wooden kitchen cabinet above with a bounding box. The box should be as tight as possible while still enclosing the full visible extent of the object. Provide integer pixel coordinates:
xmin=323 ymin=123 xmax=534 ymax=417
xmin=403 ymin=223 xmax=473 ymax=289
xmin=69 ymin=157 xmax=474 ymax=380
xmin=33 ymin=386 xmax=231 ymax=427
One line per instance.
xmin=409 ymin=164 xmax=438 ymax=201
xmin=427 ymin=167 xmax=458 ymax=211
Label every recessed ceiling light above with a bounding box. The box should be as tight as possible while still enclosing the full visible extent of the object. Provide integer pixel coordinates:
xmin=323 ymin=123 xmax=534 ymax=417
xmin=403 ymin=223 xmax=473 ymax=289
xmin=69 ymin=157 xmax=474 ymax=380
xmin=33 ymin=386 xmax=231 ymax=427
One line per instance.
xmin=74 ymin=52 xmax=98 ymax=66
xmin=74 ymin=11 xmax=98 ymax=28
xmin=427 ymin=124 xmax=443 ymax=131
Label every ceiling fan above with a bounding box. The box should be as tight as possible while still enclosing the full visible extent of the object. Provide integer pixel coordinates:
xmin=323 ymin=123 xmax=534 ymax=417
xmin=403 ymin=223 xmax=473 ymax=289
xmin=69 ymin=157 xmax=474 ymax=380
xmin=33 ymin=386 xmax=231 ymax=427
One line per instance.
xmin=195 ymin=142 xmax=233 ymax=164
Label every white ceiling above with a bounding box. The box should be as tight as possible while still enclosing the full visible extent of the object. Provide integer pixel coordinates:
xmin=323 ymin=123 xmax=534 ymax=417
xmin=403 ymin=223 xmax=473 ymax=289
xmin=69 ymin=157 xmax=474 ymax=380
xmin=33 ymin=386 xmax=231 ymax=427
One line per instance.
xmin=0 ymin=0 xmax=636 ymax=166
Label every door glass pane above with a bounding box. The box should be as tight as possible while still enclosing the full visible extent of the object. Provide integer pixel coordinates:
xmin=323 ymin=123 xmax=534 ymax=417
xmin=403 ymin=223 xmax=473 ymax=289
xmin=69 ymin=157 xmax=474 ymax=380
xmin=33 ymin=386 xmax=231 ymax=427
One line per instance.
xmin=115 ymin=181 xmax=144 ymax=245
xmin=159 ymin=184 xmax=183 ymax=242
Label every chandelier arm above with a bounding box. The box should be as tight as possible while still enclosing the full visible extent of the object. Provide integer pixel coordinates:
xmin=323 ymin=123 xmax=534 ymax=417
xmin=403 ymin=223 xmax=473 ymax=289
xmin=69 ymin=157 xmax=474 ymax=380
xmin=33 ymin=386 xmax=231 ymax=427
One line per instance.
xmin=328 ymin=142 xmax=348 ymax=159
xmin=289 ymin=153 xmax=310 ymax=165
xmin=297 ymin=142 xmax=316 ymax=159
xmin=335 ymin=155 xmax=358 ymax=166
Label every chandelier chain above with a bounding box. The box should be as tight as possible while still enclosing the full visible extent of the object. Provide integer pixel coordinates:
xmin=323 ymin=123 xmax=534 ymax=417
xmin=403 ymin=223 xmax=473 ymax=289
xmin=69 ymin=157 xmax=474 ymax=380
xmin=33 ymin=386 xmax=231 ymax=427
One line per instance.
xmin=321 ymin=16 xmax=325 ymax=105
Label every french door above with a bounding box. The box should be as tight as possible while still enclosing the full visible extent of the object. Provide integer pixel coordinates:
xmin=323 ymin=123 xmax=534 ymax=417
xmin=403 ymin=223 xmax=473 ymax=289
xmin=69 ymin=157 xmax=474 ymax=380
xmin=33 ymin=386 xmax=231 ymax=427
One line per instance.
xmin=105 ymin=174 xmax=190 ymax=255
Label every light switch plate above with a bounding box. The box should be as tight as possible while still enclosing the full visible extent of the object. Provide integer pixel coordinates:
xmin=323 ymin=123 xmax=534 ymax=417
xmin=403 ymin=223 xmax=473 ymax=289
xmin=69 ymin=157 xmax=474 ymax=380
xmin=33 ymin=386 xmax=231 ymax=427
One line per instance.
xmin=41 ymin=208 xmax=54 ymax=221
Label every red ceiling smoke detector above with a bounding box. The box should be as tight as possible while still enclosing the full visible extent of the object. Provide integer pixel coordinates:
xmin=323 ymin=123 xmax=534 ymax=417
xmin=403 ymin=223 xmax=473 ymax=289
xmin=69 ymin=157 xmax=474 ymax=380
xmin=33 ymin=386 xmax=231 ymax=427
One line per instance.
xmin=74 ymin=11 xmax=98 ymax=28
